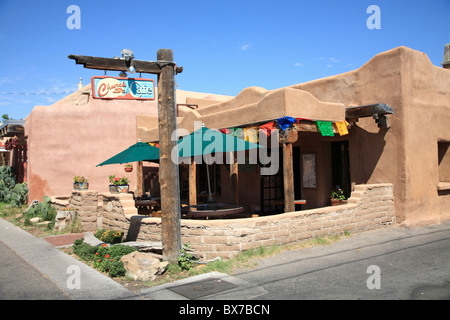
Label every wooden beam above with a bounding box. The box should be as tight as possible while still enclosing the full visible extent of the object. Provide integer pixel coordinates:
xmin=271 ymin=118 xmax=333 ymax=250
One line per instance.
xmin=280 ymin=127 xmax=299 ymax=143
xmin=68 ymin=54 xmax=163 ymax=74
xmin=345 ymin=103 xmax=394 ymax=119
xmin=283 ymin=143 xmax=295 ymax=213
xmin=157 ymin=49 xmax=181 ymax=263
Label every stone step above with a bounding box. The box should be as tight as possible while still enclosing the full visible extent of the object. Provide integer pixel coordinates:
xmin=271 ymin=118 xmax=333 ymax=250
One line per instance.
xmin=122 ymin=207 xmax=138 ymax=215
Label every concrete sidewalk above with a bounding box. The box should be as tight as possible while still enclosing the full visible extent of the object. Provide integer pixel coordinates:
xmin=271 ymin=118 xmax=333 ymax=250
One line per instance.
xmin=0 ymin=217 xmax=267 ymax=300
xmin=0 ymin=218 xmax=141 ymax=300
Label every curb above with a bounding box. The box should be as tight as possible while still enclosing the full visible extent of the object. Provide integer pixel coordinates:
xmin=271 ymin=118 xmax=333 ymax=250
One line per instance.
xmin=0 ymin=218 xmax=141 ymax=300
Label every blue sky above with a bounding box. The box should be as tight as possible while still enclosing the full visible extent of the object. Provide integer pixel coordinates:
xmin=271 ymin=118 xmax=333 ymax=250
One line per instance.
xmin=0 ymin=0 xmax=449 ymax=120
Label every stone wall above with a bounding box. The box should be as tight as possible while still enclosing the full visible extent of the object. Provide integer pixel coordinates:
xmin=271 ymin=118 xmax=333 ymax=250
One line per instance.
xmin=51 ymin=183 xmax=395 ymax=260
xmin=51 ymin=191 xmax=101 ymax=231
xmin=177 ymin=183 xmax=395 ymax=259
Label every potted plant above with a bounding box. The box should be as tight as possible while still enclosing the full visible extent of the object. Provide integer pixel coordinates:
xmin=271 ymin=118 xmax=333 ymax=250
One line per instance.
xmin=73 ymin=176 xmax=89 ymax=190
xmin=124 ymin=163 xmax=133 ymax=172
xmin=108 ymin=175 xmax=130 ymax=193
xmin=330 ymin=187 xmax=347 ymax=206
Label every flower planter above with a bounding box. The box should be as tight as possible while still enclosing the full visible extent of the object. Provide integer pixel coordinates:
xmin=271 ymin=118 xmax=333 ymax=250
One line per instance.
xmin=124 ymin=167 xmax=133 ymax=173
xmin=331 ymin=199 xmax=347 ymax=206
xmin=73 ymin=182 xmax=89 ymax=190
xmin=109 ymin=184 xmax=130 ymax=193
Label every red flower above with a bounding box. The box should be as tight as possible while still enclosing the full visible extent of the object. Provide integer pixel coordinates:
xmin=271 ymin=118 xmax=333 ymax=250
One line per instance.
xmin=95 ymin=252 xmax=99 ymax=255
xmin=102 ymin=243 xmax=107 ymax=247
xmin=105 ymin=254 xmax=110 ymax=258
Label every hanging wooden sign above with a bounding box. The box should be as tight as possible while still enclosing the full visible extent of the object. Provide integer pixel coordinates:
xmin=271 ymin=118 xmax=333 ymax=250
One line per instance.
xmin=91 ymin=76 xmax=155 ymax=100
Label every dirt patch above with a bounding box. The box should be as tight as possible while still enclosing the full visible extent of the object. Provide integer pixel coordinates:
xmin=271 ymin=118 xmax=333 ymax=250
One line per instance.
xmin=113 ymin=277 xmax=160 ymax=292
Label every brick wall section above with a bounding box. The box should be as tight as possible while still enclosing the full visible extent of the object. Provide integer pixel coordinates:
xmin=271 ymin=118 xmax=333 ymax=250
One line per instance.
xmin=51 ymin=183 xmax=395 ymax=260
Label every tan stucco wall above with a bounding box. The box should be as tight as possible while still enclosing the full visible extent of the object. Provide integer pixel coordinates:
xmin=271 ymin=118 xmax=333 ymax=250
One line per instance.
xmin=401 ymin=49 xmax=450 ymax=226
xmin=288 ymin=47 xmax=450 ymax=226
xmin=136 ymin=46 xmax=450 ymax=227
xmin=25 ymin=86 xmax=232 ymax=203
xmin=137 ymin=86 xmax=346 ymax=141
xmin=25 ymin=89 xmax=158 ymax=202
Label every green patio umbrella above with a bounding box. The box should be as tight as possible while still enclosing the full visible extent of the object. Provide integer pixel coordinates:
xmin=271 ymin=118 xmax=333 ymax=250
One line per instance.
xmin=177 ymin=126 xmax=261 ymax=158
xmin=96 ymin=141 xmax=159 ymax=166
xmin=177 ymin=126 xmax=262 ymax=202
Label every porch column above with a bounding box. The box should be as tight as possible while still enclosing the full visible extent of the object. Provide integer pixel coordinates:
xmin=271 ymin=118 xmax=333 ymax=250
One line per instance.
xmin=283 ymin=143 xmax=295 ymax=213
xmin=281 ymin=128 xmax=298 ymax=213
xmin=137 ymin=161 xmax=143 ymax=196
xmin=230 ymin=153 xmax=239 ymax=204
xmin=189 ymin=158 xmax=197 ymax=206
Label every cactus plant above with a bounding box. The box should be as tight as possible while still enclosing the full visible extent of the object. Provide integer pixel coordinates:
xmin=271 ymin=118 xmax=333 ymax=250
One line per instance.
xmin=0 ymin=165 xmax=28 ymax=207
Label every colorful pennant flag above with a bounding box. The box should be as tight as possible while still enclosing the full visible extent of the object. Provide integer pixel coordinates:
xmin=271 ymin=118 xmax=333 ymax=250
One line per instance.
xmin=244 ymin=127 xmax=259 ymax=143
xmin=276 ymin=116 xmax=296 ymax=131
xmin=259 ymin=121 xmax=275 ymax=136
xmin=334 ymin=121 xmax=349 ymax=136
xmin=229 ymin=128 xmax=244 ymax=139
xmin=316 ymin=121 xmax=334 ymax=136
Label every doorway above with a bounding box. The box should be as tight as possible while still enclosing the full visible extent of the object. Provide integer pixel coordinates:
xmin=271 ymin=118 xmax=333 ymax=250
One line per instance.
xmin=331 ymin=141 xmax=351 ymax=198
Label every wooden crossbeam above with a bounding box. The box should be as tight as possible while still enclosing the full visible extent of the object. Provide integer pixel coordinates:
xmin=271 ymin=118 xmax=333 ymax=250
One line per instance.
xmin=69 ymin=54 xmax=163 ymax=74
xmin=345 ymin=103 xmax=394 ymax=119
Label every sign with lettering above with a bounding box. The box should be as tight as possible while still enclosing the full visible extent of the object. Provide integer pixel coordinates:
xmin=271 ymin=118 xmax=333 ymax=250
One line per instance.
xmin=91 ymin=76 xmax=155 ymax=100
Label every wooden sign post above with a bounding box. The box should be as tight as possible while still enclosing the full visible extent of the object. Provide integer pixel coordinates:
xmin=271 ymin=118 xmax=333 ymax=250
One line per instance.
xmin=69 ymin=49 xmax=183 ymax=263
xmin=157 ymin=49 xmax=181 ymax=262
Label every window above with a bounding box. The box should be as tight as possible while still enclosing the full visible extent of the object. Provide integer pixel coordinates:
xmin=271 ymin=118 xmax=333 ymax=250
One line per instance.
xmin=437 ymin=141 xmax=450 ymax=192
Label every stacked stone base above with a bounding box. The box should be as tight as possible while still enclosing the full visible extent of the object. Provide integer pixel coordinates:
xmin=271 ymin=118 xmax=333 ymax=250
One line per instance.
xmin=50 ymin=183 xmax=396 ymax=260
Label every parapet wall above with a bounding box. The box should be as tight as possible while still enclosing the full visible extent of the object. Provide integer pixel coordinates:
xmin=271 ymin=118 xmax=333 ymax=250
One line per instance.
xmin=51 ymin=183 xmax=395 ymax=260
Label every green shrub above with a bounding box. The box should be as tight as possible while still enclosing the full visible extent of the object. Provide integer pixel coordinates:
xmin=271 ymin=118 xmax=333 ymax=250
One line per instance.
xmin=72 ymin=242 xmax=98 ymax=262
xmin=72 ymin=241 xmax=136 ymax=278
xmin=23 ymin=196 xmax=56 ymax=228
xmin=73 ymin=238 xmax=84 ymax=246
xmin=178 ymin=244 xmax=198 ymax=271
xmin=93 ymin=246 xmax=134 ymax=277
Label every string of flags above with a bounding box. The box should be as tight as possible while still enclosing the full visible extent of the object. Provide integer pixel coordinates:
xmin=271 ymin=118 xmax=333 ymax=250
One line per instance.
xmin=218 ymin=116 xmax=350 ymax=143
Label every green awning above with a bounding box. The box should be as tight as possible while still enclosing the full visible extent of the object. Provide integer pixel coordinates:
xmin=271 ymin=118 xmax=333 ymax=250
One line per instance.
xmin=177 ymin=126 xmax=261 ymax=158
xmin=96 ymin=141 xmax=159 ymax=166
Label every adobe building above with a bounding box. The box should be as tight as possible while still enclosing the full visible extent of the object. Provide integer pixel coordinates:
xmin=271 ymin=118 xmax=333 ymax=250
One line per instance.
xmin=137 ymin=46 xmax=450 ymax=227
xmin=24 ymin=81 xmax=232 ymax=203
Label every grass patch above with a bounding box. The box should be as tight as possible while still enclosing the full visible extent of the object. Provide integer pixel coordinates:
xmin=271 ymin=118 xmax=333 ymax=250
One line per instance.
xmin=0 ymin=201 xmax=83 ymax=237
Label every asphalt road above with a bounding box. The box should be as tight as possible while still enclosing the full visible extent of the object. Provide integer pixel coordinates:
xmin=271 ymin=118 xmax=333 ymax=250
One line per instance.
xmin=231 ymin=222 xmax=450 ymax=300
xmin=1 ymin=217 xmax=449 ymax=301
xmin=0 ymin=241 xmax=70 ymax=300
